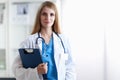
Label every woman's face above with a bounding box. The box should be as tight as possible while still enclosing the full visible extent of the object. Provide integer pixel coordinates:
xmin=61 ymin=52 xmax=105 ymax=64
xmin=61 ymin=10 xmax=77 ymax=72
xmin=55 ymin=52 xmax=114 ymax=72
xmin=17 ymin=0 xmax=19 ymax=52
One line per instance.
xmin=40 ymin=7 xmax=55 ymax=29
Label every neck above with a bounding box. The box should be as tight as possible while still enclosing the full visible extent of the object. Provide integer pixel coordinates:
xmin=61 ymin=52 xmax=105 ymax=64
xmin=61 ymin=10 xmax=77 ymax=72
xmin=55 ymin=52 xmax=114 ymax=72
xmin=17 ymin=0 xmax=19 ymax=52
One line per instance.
xmin=40 ymin=30 xmax=53 ymax=44
xmin=41 ymin=27 xmax=52 ymax=35
xmin=41 ymin=30 xmax=52 ymax=37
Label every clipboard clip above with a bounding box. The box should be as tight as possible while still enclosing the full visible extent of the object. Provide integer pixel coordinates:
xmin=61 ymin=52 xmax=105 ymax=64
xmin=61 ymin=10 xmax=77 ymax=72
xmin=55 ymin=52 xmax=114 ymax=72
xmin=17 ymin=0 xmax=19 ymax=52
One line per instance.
xmin=24 ymin=49 xmax=34 ymax=53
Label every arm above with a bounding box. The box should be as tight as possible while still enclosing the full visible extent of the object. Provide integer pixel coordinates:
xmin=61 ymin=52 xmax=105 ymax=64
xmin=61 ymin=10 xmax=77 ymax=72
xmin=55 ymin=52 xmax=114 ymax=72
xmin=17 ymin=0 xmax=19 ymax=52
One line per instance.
xmin=12 ymin=55 xmax=41 ymax=80
xmin=65 ymin=48 xmax=76 ymax=80
xmin=63 ymin=35 xmax=76 ymax=80
xmin=12 ymin=36 xmax=43 ymax=80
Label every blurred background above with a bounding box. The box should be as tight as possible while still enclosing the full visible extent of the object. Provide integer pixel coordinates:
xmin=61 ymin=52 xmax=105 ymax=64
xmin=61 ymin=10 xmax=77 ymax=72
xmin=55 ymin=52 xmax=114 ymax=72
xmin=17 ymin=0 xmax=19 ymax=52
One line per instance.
xmin=0 ymin=0 xmax=120 ymax=80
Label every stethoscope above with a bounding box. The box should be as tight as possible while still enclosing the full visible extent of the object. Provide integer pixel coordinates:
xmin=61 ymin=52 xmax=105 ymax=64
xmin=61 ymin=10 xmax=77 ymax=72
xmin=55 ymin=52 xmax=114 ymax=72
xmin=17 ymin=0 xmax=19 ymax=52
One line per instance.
xmin=35 ymin=32 xmax=66 ymax=53
xmin=35 ymin=32 xmax=66 ymax=80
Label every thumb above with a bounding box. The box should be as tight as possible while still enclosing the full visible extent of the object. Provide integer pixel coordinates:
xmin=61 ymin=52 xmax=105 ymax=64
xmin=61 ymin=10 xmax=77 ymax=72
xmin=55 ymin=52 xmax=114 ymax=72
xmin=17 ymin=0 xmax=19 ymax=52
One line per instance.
xmin=45 ymin=62 xmax=48 ymax=66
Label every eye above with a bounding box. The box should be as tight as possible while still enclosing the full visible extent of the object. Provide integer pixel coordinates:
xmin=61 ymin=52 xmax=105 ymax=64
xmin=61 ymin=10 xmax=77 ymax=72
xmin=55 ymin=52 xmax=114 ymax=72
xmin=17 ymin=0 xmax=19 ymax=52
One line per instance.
xmin=41 ymin=12 xmax=47 ymax=16
xmin=50 ymin=13 xmax=55 ymax=16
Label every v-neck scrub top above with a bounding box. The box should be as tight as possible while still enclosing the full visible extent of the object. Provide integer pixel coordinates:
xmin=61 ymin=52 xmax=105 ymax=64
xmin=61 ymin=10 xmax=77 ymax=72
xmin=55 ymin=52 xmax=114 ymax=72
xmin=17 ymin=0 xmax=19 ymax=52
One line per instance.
xmin=42 ymin=36 xmax=57 ymax=80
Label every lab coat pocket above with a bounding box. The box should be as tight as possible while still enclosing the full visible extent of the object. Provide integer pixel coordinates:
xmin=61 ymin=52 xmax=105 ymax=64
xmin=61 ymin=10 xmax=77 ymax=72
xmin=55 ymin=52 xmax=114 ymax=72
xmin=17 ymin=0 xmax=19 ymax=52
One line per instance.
xmin=60 ymin=53 xmax=68 ymax=61
xmin=58 ymin=53 xmax=68 ymax=79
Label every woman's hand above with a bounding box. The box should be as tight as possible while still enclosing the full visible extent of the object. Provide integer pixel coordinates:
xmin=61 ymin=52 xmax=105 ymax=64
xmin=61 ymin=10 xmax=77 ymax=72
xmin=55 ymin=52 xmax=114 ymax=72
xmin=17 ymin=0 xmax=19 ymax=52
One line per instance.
xmin=37 ymin=63 xmax=48 ymax=74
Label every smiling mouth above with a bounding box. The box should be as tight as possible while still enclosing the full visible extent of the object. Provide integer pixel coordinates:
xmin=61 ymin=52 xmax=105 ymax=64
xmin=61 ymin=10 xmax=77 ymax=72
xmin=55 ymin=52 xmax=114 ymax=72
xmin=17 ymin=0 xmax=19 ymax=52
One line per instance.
xmin=44 ymin=22 xmax=50 ymax=24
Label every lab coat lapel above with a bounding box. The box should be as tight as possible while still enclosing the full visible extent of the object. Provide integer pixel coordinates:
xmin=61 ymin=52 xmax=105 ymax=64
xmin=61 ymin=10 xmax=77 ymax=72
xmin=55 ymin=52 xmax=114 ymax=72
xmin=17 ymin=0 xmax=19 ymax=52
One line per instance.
xmin=37 ymin=33 xmax=42 ymax=54
xmin=53 ymin=33 xmax=64 ymax=68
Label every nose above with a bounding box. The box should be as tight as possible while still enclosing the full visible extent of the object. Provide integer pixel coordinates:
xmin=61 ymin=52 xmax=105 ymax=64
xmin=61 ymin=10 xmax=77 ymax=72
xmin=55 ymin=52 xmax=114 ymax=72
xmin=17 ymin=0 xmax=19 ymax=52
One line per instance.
xmin=45 ymin=14 xmax=50 ymax=20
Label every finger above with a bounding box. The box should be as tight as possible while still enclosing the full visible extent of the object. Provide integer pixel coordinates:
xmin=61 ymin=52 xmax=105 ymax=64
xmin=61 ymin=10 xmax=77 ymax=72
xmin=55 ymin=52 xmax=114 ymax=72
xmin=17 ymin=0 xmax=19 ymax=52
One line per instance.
xmin=39 ymin=63 xmax=45 ymax=67
xmin=45 ymin=62 xmax=48 ymax=66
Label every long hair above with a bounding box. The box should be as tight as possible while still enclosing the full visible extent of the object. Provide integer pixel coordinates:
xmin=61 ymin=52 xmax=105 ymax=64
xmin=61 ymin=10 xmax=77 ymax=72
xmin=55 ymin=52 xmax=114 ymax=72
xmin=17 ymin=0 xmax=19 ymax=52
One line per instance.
xmin=31 ymin=1 xmax=61 ymax=34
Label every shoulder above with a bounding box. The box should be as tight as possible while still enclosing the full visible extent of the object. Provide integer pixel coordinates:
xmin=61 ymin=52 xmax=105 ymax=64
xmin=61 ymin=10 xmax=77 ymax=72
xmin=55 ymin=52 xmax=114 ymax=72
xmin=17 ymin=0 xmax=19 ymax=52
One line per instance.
xmin=26 ymin=33 xmax=38 ymax=40
xmin=19 ymin=33 xmax=38 ymax=48
xmin=56 ymin=33 xmax=70 ymax=47
xmin=58 ymin=33 xmax=69 ymax=41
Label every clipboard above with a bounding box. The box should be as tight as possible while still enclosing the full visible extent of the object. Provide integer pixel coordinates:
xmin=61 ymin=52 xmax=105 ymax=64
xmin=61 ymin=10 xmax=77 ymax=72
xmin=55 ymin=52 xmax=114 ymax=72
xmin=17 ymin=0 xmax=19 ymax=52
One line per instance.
xmin=18 ymin=48 xmax=43 ymax=68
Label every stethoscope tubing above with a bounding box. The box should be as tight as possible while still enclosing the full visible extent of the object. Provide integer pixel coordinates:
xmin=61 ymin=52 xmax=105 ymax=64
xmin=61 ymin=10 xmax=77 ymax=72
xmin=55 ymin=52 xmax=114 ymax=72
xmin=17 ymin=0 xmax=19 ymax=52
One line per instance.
xmin=36 ymin=32 xmax=66 ymax=53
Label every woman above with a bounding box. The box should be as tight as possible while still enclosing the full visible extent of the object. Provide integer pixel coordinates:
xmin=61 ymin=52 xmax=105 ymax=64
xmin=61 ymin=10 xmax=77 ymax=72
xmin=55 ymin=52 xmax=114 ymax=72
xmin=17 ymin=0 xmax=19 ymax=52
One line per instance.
xmin=12 ymin=1 xmax=76 ymax=80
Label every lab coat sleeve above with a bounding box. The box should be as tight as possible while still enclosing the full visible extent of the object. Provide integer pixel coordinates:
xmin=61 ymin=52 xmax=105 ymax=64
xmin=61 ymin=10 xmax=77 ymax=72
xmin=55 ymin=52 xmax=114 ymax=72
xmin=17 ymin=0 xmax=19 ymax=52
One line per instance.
xmin=12 ymin=55 xmax=41 ymax=80
xmin=12 ymin=36 xmax=43 ymax=80
xmin=63 ymin=36 xmax=76 ymax=80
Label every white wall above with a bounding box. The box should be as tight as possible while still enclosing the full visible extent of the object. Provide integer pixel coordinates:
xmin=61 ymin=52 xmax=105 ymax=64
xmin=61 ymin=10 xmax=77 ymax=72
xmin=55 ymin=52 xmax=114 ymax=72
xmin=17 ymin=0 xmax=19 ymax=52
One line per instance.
xmin=105 ymin=0 xmax=120 ymax=79
xmin=62 ymin=0 xmax=120 ymax=80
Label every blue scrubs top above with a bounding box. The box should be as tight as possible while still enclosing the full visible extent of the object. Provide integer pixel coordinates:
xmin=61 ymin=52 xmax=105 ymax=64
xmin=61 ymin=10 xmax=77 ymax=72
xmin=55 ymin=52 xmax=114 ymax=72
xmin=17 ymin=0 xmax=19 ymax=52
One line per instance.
xmin=42 ymin=36 xmax=58 ymax=80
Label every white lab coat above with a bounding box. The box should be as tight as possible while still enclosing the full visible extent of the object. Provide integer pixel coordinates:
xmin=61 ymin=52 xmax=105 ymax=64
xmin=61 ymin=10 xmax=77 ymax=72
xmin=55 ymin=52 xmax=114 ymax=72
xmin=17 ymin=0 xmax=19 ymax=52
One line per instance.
xmin=12 ymin=32 xmax=76 ymax=80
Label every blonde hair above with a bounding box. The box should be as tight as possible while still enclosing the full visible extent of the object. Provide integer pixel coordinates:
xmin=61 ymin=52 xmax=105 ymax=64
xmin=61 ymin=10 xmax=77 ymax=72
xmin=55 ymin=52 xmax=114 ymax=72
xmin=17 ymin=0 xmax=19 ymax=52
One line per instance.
xmin=31 ymin=1 xmax=61 ymax=34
